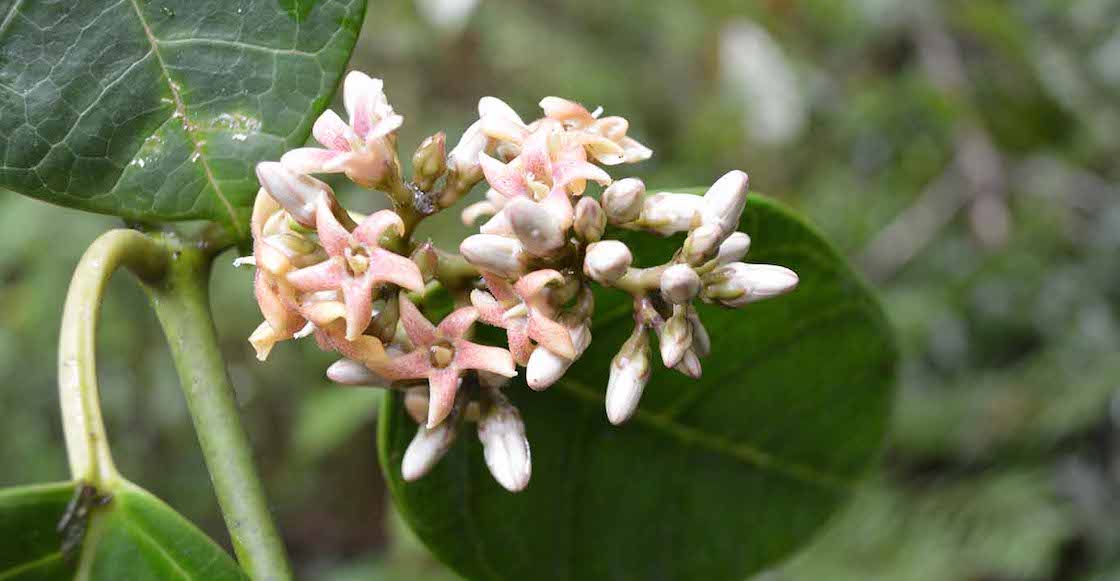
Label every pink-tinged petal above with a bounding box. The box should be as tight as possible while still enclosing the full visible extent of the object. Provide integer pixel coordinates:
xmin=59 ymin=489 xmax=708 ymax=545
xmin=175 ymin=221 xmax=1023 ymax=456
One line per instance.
xmin=479 ymin=96 xmax=526 ymax=124
xmin=313 ymin=110 xmax=355 ymax=152
xmin=478 ymin=208 xmax=514 ymax=236
xmin=518 ymin=130 xmax=552 ymax=179
xmin=314 ymin=196 xmax=354 ymax=257
xmin=286 ymin=258 xmax=349 ymax=292
xmin=514 ymin=269 xmax=563 ymax=304
xmin=341 ymin=276 xmax=377 ymax=340
xmin=479 ymin=114 xmax=529 ymax=143
xmin=527 ymin=311 xmax=576 ymax=359
xmin=251 ymin=189 xmax=280 ymax=239
xmin=581 ymin=135 xmax=627 ymax=166
xmin=255 ymin=271 xmax=305 ymax=335
xmin=281 ymin=147 xmax=342 ymax=174
xmin=427 ymin=369 xmax=462 ymax=427
xmin=353 ymin=210 xmax=405 ymax=248
xmin=552 ymin=160 xmax=612 ymax=190
xmin=539 ymin=96 xmax=595 ymax=127
xmin=541 ymin=186 xmax=574 ymax=229
xmin=592 ymin=116 xmax=630 ymax=141
xmin=470 ymin=289 xmax=506 ymax=326
xmin=437 ymin=306 xmax=480 ymax=339
xmin=619 ymin=136 xmax=653 ymax=163
xmin=454 ymin=342 xmax=516 ymax=377
xmin=479 ymin=153 xmax=530 ymax=199
xmin=397 ymin=294 xmax=438 ymax=347
xmin=506 ymin=321 xmax=534 ymax=366
xmin=368 ymin=114 xmax=403 ymax=141
xmin=318 ymin=324 xmax=391 ymax=369
xmin=378 ymin=349 xmax=432 ymax=381
xmin=320 ymin=151 xmax=360 ymax=173
xmin=343 ymin=72 xmax=386 ymax=140
xmin=368 ymin=248 xmax=425 ymax=291
xmin=481 ymin=272 xmax=518 ymax=304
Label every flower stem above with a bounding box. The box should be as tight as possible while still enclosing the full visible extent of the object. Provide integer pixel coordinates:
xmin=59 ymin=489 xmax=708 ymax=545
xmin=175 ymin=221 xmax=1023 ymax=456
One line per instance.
xmin=58 ymin=230 xmax=169 ymax=488
xmin=143 ymin=235 xmax=293 ymax=581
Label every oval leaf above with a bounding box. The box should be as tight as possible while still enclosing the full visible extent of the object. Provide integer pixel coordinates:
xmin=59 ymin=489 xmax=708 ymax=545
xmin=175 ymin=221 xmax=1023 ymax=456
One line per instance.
xmin=379 ymin=195 xmax=897 ymax=581
xmin=0 ymin=480 xmax=246 ymax=580
xmin=0 ymin=0 xmax=365 ymax=234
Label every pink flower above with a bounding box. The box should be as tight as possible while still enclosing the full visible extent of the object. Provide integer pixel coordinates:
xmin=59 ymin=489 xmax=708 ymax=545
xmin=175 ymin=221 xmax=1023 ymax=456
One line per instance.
xmin=280 ymin=72 xmax=403 ymax=188
xmin=380 ymin=295 xmax=517 ymax=427
xmin=539 ymin=97 xmax=652 ymax=165
xmin=470 ymin=270 xmax=576 ymax=366
xmin=286 ymin=198 xmax=424 ymax=341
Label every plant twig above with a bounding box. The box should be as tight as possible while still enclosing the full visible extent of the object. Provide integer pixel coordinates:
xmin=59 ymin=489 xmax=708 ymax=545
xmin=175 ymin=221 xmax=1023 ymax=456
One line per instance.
xmin=143 ymin=234 xmax=294 ymax=581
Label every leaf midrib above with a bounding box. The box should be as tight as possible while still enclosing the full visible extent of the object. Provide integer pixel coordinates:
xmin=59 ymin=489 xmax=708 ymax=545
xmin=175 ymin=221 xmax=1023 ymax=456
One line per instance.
xmin=125 ymin=0 xmax=243 ymax=235
xmin=0 ymin=551 xmax=63 ymax=580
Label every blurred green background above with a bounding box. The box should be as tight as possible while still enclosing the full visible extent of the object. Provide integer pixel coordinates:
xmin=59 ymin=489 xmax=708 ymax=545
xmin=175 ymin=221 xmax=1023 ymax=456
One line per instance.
xmin=3 ymin=0 xmax=1120 ymax=579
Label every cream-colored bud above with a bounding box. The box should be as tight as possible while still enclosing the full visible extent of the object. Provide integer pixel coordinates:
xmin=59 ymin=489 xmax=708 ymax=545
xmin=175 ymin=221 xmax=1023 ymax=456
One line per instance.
xmin=640 ymin=193 xmax=703 ymax=236
xmin=704 ymin=263 xmax=799 ymax=307
xmin=716 ymin=232 xmax=751 ymax=265
xmin=701 ymin=170 xmax=749 ymax=233
xmin=583 ymin=241 xmax=632 ymax=285
xmin=660 ymin=264 xmax=701 ymax=304
xmin=255 ymin=161 xmax=333 ymax=227
xmin=682 ymin=223 xmax=725 ymax=265
xmin=673 ymin=348 xmax=703 ymax=379
xmin=605 ymin=326 xmax=651 ymax=425
xmin=410 ymin=243 xmax=439 ymax=282
xmin=460 ymin=234 xmax=527 ymax=278
xmin=526 ymin=320 xmax=591 ymax=390
xmin=601 ymin=178 xmax=645 ymax=224
xmin=658 ymin=308 xmax=693 ymax=368
xmin=326 ymin=358 xmax=389 ymax=386
xmin=477 ymin=394 xmax=532 ymax=492
xmin=573 ymin=197 xmax=607 ymax=242
xmin=686 ymin=306 xmax=710 ymax=358
xmin=505 ymin=197 xmax=568 ymax=256
xmin=401 ymin=418 xmax=458 ymax=481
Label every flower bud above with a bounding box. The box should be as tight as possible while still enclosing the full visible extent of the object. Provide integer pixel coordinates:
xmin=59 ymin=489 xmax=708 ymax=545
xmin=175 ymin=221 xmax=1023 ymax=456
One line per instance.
xmin=583 ymin=241 xmax=632 ymax=285
xmin=686 ymin=306 xmax=710 ymax=357
xmin=640 ymin=193 xmax=703 ymax=236
xmin=326 ymin=358 xmax=389 ymax=386
xmin=660 ymin=264 xmax=701 ymax=304
xmin=606 ymin=326 xmax=651 ymax=425
xmin=401 ymin=416 xmax=459 ymax=481
xmin=701 ymin=170 xmax=749 ymax=234
xmin=658 ymin=307 xmax=693 ymax=368
xmin=525 ymin=320 xmax=590 ymax=390
xmin=601 ymin=178 xmax=645 ymax=224
xmin=410 ymin=242 xmax=439 ymax=283
xmin=682 ymin=223 xmax=724 ymax=265
xmin=673 ymin=348 xmax=703 ymax=379
xmin=411 ymin=132 xmax=447 ymax=191
xmin=573 ymin=197 xmax=607 ymax=242
xmin=478 ymin=394 xmax=532 ymax=492
xmin=716 ymin=232 xmax=751 ymax=265
xmin=404 ymin=387 xmax=429 ymax=424
xmin=255 ymin=161 xmax=334 ymax=227
xmin=447 ymin=119 xmax=488 ymax=176
xmin=505 ymin=197 xmax=567 ymax=256
xmin=703 ymin=263 xmax=799 ymax=307
xmin=460 ymin=234 xmax=527 ymax=278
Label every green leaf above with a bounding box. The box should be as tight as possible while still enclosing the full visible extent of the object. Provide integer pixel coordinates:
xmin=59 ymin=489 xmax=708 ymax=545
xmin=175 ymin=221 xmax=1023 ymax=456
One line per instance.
xmin=0 ymin=480 xmax=246 ymax=580
xmin=378 ymin=195 xmax=897 ymax=581
xmin=0 ymin=0 xmax=366 ymax=235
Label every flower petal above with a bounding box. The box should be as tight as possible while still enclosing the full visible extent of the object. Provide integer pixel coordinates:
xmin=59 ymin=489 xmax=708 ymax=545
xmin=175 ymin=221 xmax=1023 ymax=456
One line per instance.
xmin=281 ymin=147 xmax=342 ymax=174
xmin=479 ymin=153 xmax=530 ymax=199
xmin=397 ymin=293 xmax=438 ymax=347
xmin=343 ymin=71 xmax=387 ymax=140
xmin=286 ymin=258 xmax=349 ymax=293
xmin=341 ymin=275 xmax=377 ymax=340
xmin=313 ymin=109 xmax=355 ymax=152
xmin=427 ymin=369 xmax=462 ymax=427
xmin=314 ymin=196 xmax=354 ymax=257
xmin=368 ymin=248 xmax=425 ymax=291
xmin=454 ymin=341 xmax=516 ymax=377
xmin=527 ymin=310 xmax=576 ymax=359
xmin=437 ymin=306 xmax=480 ymax=339
xmin=353 ymin=210 xmax=405 ymax=248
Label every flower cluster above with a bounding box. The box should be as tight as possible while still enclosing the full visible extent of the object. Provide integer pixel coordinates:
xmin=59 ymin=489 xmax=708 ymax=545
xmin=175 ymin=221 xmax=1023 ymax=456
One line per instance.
xmin=243 ymin=71 xmax=798 ymax=492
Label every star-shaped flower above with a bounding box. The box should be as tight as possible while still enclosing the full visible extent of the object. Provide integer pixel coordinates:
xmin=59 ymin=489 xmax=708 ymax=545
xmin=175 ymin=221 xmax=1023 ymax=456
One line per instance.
xmin=280 ymin=72 xmax=403 ymax=188
xmin=471 ymin=270 xmax=576 ymax=366
xmin=539 ymin=96 xmax=652 ymax=165
xmin=381 ymin=295 xmax=517 ymax=427
xmin=286 ymin=198 xmax=424 ymax=341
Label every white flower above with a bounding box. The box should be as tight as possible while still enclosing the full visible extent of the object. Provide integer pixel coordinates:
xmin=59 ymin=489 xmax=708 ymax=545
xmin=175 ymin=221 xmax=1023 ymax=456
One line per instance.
xmin=583 ymin=241 xmax=632 ymax=285
xmin=701 ymin=170 xmax=750 ymax=234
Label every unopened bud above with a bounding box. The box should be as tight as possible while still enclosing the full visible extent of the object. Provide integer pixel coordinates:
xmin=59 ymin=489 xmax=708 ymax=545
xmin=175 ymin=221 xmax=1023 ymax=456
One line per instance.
xmin=682 ymin=223 xmax=724 ymax=265
xmin=412 ymin=132 xmax=447 ymax=191
xmin=506 ymin=198 xmax=567 ymax=256
xmin=673 ymin=348 xmax=703 ymax=379
xmin=573 ymin=197 xmax=606 ymax=242
xmin=640 ymin=193 xmax=703 ymax=236
xmin=605 ymin=326 xmax=651 ymax=425
xmin=478 ymin=395 xmax=532 ymax=492
xmin=701 ymin=170 xmax=749 ymax=233
xmin=327 ymin=358 xmax=389 ymax=386
xmin=703 ymin=263 xmax=799 ymax=307
xmin=716 ymin=232 xmax=751 ymax=265
xmin=601 ymin=178 xmax=645 ymax=224
xmin=583 ymin=241 xmax=632 ymax=285
xmin=686 ymin=306 xmax=710 ymax=357
xmin=255 ymin=161 xmax=334 ymax=227
xmin=658 ymin=307 xmax=693 ymax=368
xmin=401 ymin=417 xmax=458 ymax=481
xmin=660 ymin=264 xmax=701 ymax=304
xmin=460 ymin=234 xmax=527 ymax=278
xmin=526 ymin=321 xmax=591 ymax=390
xmin=410 ymin=242 xmax=439 ymax=282
xmin=404 ymin=388 xmax=429 ymax=424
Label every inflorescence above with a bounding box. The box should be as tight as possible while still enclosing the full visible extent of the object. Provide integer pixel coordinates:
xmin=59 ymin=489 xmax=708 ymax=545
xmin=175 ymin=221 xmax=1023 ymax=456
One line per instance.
xmin=243 ymin=71 xmax=799 ymax=492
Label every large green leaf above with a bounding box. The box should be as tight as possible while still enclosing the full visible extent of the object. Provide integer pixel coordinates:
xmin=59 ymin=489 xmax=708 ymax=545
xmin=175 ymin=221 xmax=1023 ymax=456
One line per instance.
xmin=0 ymin=480 xmax=246 ymax=580
xmin=379 ymin=195 xmax=897 ymax=581
xmin=0 ymin=0 xmax=365 ymax=234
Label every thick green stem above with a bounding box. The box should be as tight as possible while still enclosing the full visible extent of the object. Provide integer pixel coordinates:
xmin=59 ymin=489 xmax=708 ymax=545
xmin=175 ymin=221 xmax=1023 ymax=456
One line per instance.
xmin=143 ymin=238 xmax=293 ymax=581
xmin=58 ymin=229 xmax=169 ymax=488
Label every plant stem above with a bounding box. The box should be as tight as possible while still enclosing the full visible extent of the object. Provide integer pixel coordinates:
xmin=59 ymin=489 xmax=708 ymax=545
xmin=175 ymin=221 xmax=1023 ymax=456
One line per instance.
xmin=143 ymin=237 xmax=293 ymax=581
xmin=58 ymin=229 xmax=169 ymax=488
